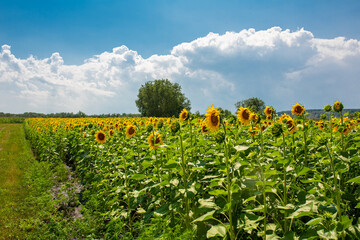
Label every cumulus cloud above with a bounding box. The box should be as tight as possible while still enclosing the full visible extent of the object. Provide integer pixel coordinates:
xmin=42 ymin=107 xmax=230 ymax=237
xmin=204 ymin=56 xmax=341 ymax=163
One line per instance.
xmin=1 ymin=27 xmax=360 ymax=114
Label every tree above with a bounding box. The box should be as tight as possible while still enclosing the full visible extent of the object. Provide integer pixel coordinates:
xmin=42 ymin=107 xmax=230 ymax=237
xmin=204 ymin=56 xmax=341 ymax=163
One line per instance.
xmin=135 ymin=79 xmax=191 ymax=117
xmin=235 ymin=97 xmax=265 ymax=114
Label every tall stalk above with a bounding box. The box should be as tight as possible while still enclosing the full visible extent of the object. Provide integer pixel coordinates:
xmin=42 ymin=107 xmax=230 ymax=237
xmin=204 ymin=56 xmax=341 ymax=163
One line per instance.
xmin=259 ymin=124 xmax=267 ymax=240
xmin=222 ymin=123 xmax=235 ymax=240
xmin=179 ymin=130 xmax=190 ymax=229
xmin=325 ymin=143 xmax=342 ymax=237
xmin=302 ymin=117 xmax=308 ymax=166
xmin=282 ymin=132 xmax=288 ymax=234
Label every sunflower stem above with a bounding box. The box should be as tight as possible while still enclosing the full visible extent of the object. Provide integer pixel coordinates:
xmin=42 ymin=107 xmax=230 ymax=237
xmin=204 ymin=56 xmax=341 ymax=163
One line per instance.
xmin=282 ymin=132 xmax=288 ymax=234
xmin=179 ymin=130 xmax=190 ymax=229
xmin=222 ymin=123 xmax=235 ymax=240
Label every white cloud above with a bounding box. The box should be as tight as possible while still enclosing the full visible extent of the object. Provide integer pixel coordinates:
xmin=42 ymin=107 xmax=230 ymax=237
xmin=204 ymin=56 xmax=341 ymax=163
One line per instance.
xmin=1 ymin=27 xmax=360 ymax=114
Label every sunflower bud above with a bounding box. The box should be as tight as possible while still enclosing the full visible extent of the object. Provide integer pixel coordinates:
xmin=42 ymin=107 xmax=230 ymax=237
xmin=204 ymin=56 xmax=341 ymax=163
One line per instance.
xmin=271 ymin=123 xmax=283 ymax=137
xmin=324 ymin=104 xmax=332 ymax=112
xmin=321 ymin=114 xmax=327 ymax=120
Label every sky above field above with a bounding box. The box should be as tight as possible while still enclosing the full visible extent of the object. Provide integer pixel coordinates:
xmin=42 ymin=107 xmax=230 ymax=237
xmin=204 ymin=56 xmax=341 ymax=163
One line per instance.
xmin=1 ymin=0 xmax=360 ymax=114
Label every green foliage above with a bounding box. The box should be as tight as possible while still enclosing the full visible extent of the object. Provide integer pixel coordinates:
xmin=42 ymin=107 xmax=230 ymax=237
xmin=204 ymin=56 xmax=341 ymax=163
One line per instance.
xmin=136 ymin=79 xmax=191 ymax=117
xmin=235 ymin=97 xmax=265 ymax=114
xmin=23 ymin=113 xmax=360 ymax=239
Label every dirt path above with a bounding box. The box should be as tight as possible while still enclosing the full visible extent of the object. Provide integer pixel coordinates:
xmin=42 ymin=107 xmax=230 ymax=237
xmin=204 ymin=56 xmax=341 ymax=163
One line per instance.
xmin=0 ymin=124 xmax=35 ymax=239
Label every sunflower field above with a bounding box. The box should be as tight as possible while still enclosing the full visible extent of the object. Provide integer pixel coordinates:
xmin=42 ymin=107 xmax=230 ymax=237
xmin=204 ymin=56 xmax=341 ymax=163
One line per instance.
xmin=24 ymin=101 xmax=360 ymax=239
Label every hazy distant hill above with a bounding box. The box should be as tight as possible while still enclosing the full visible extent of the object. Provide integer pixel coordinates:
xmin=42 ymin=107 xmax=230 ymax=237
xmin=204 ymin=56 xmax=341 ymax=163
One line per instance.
xmin=277 ymin=109 xmax=360 ymax=119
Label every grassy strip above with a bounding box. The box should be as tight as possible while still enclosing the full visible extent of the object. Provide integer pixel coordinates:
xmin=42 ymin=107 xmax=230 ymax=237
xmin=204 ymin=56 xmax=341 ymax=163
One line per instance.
xmin=0 ymin=124 xmax=96 ymax=239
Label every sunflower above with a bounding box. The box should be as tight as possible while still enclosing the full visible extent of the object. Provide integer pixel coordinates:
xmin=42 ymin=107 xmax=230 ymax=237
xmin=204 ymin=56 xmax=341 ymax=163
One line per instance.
xmin=126 ymin=125 xmax=136 ymax=138
xmin=318 ymin=121 xmax=326 ymax=131
xmin=333 ymin=100 xmax=343 ymax=113
xmin=201 ymin=122 xmax=209 ymax=135
xmin=248 ymin=126 xmax=257 ymax=136
xmin=148 ymin=132 xmax=163 ymax=150
xmin=95 ymin=130 xmax=106 ymax=144
xmin=109 ymin=129 xmax=115 ymax=137
xmin=250 ymin=113 xmax=260 ymax=124
xmin=179 ymin=109 xmax=189 ymax=121
xmin=264 ymin=106 xmax=273 ymax=116
xmin=285 ymin=118 xmax=297 ymax=134
xmin=291 ymin=103 xmax=305 ymax=116
xmin=205 ymin=105 xmax=221 ymax=132
xmin=237 ymin=107 xmax=251 ymax=125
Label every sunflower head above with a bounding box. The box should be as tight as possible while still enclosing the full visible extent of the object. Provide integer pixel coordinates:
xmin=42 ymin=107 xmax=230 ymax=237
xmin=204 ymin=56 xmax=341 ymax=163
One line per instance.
xmin=324 ymin=104 xmax=332 ymax=112
xmin=171 ymin=121 xmax=180 ymax=134
xmin=318 ymin=121 xmax=326 ymax=131
xmin=237 ymin=107 xmax=251 ymax=125
xmin=201 ymin=122 xmax=209 ymax=135
xmin=146 ymin=124 xmax=153 ymax=133
xmin=250 ymin=113 xmax=260 ymax=124
xmin=285 ymin=118 xmax=297 ymax=134
xmin=148 ymin=132 xmax=163 ymax=150
xmin=109 ymin=129 xmax=115 ymax=137
xmin=264 ymin=106 xmax=273 ymax=116
xmin=95 ymin=130 xmax=106 ymax=144
xmin=205 ymin=105 xmax=221 ymax=132
xmin=291 ymin=103 xmax=305 ymax=116
xmin=126 ymin=125 xmax=136 ymax=138
xmin=157 ymin=120 xmax=164 ymax=129
xmin=333 ymin=100 xmax=343 ymax=113
xmin=271 ymin=123 xmax=283 ymax=137
xmin=179 ymin=109 xmax=189 ymax=121
xmin=248 ymin=126 xmax=257 ymax=136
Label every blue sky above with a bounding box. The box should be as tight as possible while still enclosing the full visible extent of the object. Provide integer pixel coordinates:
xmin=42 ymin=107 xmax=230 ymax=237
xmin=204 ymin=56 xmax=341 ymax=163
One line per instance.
xmin=1 ymin=0 xmax=360 ymax=114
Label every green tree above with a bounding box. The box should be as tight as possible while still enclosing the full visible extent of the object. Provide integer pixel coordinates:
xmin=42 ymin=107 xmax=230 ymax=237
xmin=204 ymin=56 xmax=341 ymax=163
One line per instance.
xmin=235 ymin=97 xmax=265 ymax=114
xmin=136 ymin=79 xmax=191 ymax=117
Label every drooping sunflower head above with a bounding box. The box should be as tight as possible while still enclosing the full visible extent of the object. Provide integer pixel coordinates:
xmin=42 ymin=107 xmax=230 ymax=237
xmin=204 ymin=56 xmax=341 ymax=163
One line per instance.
xmin=291 ymin=103 xmax=305 ymax=116
xmin=237 ymin=107 xmax=251 ymax=125
xmin=205 ymin=105 xmax=221 ymax=132
xmin=333 ymin=100 xmax=344 ymax=113
xmin=264 ymin=106 xmax=273 ymax=116
xmin=95 ymin=130 xmax=106 ymax=144
xmin=148 ymin=132 xmax=163 ymax=150
xmin=126 ymin=125 xmax=136 ymax=138
xmin=179 ymin=109 xmax=189 ymax=121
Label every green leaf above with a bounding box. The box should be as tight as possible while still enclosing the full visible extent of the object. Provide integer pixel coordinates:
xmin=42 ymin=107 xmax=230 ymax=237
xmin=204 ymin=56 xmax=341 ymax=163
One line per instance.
xmin=192 ymin=210 xmax=216 ymax=223
xmin=287 ymin=205 xmax=314 ymax=219
xmin=306 ymin=218 xmax=323 ymax=226
xmin=234 ymin=145 xmax=249 ymax=152
xmin=296 ymin=167 xmax=311 ymax=177
xmin=198 ymin=198 xmax=218 ymax=209
xmin=347 ymin=176 xmax=360 ymax=183
xmin=355 ymin=202 xmax=360 ymax=208
xmin=208 ymin=189 xmax=227 ymax=196
xmin=130 ymin=174 xmax=147 ymax=180
xmin=206 ymin=224 xmax=226 ymax=238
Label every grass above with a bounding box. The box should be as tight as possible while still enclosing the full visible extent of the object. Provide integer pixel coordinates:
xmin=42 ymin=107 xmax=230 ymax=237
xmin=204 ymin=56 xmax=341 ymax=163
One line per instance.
xmin=0 ymin=124 xmax=97 ymax=239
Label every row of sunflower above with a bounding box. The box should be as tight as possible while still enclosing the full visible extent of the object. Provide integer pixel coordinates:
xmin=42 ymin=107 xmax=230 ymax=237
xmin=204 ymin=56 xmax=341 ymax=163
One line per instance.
xmin=24 ymin=101 xmax=360 ymax=239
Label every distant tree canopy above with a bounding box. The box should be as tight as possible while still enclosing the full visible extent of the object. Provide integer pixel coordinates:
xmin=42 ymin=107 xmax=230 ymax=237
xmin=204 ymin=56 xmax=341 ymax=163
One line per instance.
xmin=235 ymin=97 xmax=265 ymax=114
xmin=135 ymin=79 xmax=191 ymax=117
